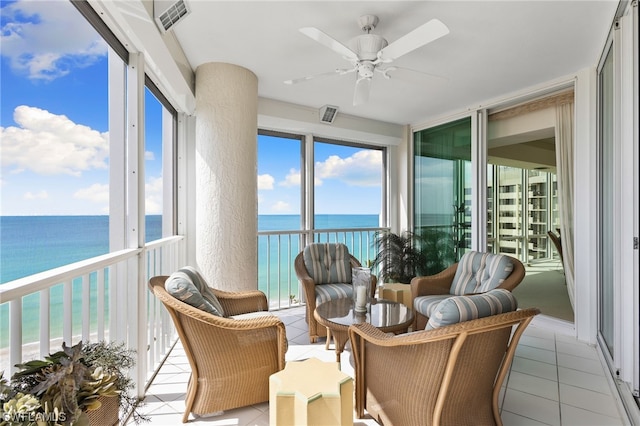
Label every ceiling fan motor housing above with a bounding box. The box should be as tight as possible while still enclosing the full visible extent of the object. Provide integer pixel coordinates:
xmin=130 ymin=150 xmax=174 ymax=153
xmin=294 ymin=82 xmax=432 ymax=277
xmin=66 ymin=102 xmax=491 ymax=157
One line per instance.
xmin=357 ymin=14 xmax=379 ymax=32
xmin=349 ymin=34 xmax=388 ymax=61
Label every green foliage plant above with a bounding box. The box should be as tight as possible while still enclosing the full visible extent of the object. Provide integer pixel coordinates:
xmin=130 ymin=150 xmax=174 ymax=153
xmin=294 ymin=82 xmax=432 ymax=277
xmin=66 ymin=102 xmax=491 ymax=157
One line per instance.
xmin=372 ymin=229 xmax=455 ymax=283
xmin=1 ymin=341 xmax=147 ymax=426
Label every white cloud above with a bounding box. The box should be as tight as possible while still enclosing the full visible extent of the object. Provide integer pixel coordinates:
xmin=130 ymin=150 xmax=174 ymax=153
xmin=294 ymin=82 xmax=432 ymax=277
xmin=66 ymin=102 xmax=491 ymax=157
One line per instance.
xmin=145 ymin=151 xmax=155 ymax=161
xmin=74 ymin=183 xmax=108 ymax=204
xmin=258 ymin=174 xmax=274 ymax=190
xmin=279 ymin=169 xmax=300 ymax=187
xmin=271 ymin=201 xmax=291 ymax=213
xmin=1 ymin=105 xmax=109 ymax=176
xmin=64 ymin=178 xmax=163 ymax=214
xmin=1 ymin=0 xmax=107 ymax=81
xmin=24 ymin=190 xmax=48 ymax=200
xmin=315 ymin=150 xmax=382 ymax=187
xmin=145 ymin=176 xmax=163 ymax=215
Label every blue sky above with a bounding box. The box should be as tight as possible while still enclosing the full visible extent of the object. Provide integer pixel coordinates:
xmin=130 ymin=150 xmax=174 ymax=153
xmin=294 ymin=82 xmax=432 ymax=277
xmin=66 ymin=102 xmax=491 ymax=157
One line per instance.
xmin=258 ymin=136 xmax=382 ymax=215
xmin=1 ymin=0 xmax=170 ymax=216
xmin=1 ymin=0 xmax=382 ymax=217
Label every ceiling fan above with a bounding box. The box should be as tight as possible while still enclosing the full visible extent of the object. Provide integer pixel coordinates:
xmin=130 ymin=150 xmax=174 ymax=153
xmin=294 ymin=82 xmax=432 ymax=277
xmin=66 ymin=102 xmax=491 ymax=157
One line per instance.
xmin=284 ymin=14 xmax=450 ymax=106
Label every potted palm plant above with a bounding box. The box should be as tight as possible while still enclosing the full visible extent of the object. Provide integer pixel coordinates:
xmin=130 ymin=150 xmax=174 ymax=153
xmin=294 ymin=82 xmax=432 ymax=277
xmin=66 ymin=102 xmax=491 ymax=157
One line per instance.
xmin=371 ymin=229 xmax=455 ymax=283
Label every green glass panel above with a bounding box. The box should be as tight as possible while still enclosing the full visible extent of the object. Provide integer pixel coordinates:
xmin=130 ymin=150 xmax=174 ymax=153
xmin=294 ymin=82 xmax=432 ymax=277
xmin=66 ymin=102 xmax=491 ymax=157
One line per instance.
xmin=598 ymin=45 xmax=614 ymax=355
xmin=413 ymin=117 xmax=471 ymax=269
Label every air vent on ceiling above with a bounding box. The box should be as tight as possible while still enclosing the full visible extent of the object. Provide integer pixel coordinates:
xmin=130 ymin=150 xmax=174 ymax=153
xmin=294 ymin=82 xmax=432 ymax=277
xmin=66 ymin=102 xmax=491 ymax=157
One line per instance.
xmin=154 ymin=0 xmax=190 ymax=33
xmin=319 ymin=105 xmax=339 ymax=124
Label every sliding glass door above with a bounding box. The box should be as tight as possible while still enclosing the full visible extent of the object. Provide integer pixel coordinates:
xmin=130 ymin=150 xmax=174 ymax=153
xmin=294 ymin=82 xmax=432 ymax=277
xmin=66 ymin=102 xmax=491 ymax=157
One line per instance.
xmin=598 ymin=41 xmax=615 ymax=356
xmin=413 ymin=117 xmax=471 ymax=266
xmin=596 ymin=3 xmax=639 ymax=405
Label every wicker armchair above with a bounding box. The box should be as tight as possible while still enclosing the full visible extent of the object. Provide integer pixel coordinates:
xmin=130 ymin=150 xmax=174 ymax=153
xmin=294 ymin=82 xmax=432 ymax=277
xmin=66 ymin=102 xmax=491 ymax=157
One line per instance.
xmin=149 ymin=276 xmax=287 ymax=423
xmin=548 ymin=230 xmax=564 ymax=265
xmin=294 ymin=243 xmax=377 ymax=343
xmin=349 ymin=307 xmax=540 ymax=425
xmin=411 ymin=252 xmax=525 ymax=329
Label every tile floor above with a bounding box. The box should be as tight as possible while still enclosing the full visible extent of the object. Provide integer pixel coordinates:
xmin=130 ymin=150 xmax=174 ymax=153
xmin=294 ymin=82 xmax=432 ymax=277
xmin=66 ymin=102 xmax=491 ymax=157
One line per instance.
xmin=130 ymin=306 xmax=630 ymax=426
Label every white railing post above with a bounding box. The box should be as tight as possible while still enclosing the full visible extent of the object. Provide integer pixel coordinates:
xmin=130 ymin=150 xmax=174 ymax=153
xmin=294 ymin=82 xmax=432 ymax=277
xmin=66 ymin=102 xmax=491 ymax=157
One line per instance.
xmin=82 ymin=274 xmax=90 ymax=343
xmin=39 ymin=289 xmax=50 ymax=358
xmin=136 ymin=250 xmax=147 ymax=398
xmin=9 ymin=299 xmax=22 ymax=374
xmin=114 ymin=263 xmax=127 ymax=343
xmin=97 ymin=269 xmax=105 ymax=341
xmin=63 ymin=280 xmax=72 ymax=345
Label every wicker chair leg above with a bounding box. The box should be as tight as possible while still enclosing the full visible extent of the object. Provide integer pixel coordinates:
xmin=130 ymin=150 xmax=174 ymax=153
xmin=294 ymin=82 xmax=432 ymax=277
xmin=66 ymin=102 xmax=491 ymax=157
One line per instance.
xmin=182 ymin=373 xmax=197 ymax=423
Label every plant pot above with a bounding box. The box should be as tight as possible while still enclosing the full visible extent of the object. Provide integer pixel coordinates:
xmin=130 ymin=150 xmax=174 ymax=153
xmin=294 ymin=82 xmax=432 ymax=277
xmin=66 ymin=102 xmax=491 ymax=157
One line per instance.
xmin=86 ymin=395 xmax=119 ymax=426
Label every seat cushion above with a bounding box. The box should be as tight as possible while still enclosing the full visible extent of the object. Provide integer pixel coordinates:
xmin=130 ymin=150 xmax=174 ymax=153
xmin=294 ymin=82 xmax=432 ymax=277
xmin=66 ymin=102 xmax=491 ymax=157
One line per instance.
xmin=413 ymin=295 xmax=451 ymax=318
xmin=450 ymin=251 xmax=515 ymax=295
xmin=165 ymin=267 xmax=225 ymax=316
xmin=315 ymin=283 xmax=353 ymax=305
xmin=303 ymin=243 xmax=352 ymax=285
xmin=230 ymin=311 xmax=274 ymax=320
xmin=425 ymin=288 xmax=518 ymax=330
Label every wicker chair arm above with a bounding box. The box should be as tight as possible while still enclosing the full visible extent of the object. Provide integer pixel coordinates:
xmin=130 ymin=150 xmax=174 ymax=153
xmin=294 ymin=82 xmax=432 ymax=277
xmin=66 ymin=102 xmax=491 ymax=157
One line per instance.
xmin=151 ymin=279 xmax=280 ymax=330
xmin=496 ymin=257 xmax=526 ymax=292
xmin=294 ymin=252 xmax=317 ymax=298
xmin=410 ymin=263 xmax=458 ymax=299
xmin=174 ymin=299 xmax=281 ymax=330
xmin=349 ymin=322 xmax=459 ymax=349
xmin=212 ymin=288 xmax=268 ymax=316
xmin=350 ymin=308 xmax=541 ymax=348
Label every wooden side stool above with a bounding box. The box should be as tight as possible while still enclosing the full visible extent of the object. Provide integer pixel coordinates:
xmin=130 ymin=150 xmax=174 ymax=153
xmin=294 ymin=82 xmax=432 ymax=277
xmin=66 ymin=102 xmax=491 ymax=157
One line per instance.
xmin=377 ymin=283 xmax=412 ymax=307
xmin=269 ymin=357 xmax=353 ymax=425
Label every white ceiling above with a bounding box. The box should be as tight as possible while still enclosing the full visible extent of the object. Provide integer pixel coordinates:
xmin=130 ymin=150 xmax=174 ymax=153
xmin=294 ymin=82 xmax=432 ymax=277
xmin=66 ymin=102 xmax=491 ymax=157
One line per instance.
xmin=167 ymin=1 xmax=618 ymax=126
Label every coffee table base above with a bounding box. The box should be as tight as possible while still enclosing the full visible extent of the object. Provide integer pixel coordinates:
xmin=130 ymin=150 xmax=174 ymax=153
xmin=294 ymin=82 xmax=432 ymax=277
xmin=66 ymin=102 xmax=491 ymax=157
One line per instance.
xmin=314 ymin=299 xmax=413 ymax=366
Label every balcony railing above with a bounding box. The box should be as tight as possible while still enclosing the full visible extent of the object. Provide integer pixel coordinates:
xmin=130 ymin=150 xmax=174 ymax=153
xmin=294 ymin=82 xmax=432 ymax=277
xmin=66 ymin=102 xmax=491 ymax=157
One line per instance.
xmin=0 ymin=227 xmax=384 ymax=398
xmin=0 ymin=236 xmax=186 ymax=398
xmin=258 ymin=226 xmax=386 ymax=309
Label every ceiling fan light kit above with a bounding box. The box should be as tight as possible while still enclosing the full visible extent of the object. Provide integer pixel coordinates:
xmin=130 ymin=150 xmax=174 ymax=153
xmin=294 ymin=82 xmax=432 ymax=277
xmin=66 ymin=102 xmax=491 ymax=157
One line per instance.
xmin=349 ymin=35 xmax=388 ymax=61
xmin=285 ymin=14 xmax=449 ymax=106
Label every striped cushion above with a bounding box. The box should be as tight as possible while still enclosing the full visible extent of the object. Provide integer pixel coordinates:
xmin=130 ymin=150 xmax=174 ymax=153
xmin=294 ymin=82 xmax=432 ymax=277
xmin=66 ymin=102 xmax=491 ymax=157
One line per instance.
xmin=450 ymin=251 xmax=514 ymax=295
xmin=303 ymin=243 xmax=352 ymax=285
xmin=413 ymin=295 xmax=450 ymax=318
xmin=165 ymin=267 xmax=225 ymax=317
xmin=425 ymin=288 xmax=518 ymax=330
xmin=315 ymin=283 xmax=353 ymax=305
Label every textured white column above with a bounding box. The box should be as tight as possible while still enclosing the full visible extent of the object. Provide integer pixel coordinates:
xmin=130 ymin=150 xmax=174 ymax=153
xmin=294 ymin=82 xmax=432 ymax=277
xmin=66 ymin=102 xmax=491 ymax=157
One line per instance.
xmin=195 ymin=63 xmax=258 ymax=291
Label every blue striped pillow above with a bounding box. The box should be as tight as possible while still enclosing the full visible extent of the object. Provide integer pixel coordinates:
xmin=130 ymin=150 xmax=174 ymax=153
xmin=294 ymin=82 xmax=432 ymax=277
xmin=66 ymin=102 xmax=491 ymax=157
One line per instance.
xmin=165 ymin=267 xmax=225 ymax=317
xmin=450 ymin=251 xmax=514 ymax=295
xmin=303 ymin=243 xmax=352 ymax=285
xmin=425 ymin=288 xmax=518 ymax=330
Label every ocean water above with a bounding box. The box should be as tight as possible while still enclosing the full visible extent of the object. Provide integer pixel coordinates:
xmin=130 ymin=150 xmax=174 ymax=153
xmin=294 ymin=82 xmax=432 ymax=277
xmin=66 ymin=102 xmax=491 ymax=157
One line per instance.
xmin=0 ymin=215 xmax=162 ymax=284
xmin=0 ymin=214 xmax=379 ymax=348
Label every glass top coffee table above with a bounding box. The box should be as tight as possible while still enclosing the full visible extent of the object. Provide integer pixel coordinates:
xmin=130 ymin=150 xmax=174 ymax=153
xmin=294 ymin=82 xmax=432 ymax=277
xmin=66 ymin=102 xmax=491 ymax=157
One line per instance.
xmin=313 ymin=298 xmax=414 ymax=363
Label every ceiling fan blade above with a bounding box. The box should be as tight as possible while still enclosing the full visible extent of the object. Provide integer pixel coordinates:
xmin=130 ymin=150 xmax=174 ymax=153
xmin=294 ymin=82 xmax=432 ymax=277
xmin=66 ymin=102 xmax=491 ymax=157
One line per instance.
xmin=284 ymin=68 xmax=354 ymax=85
xmin=353 ymin=77 xmax=371 ymax=106
xmin=299 ymin=27 xmax=358 ymax=61
xmin=378 ymin=18 xmax=449 ymax=62
xmin=379 ymin=66 xmax=449 ymax=82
